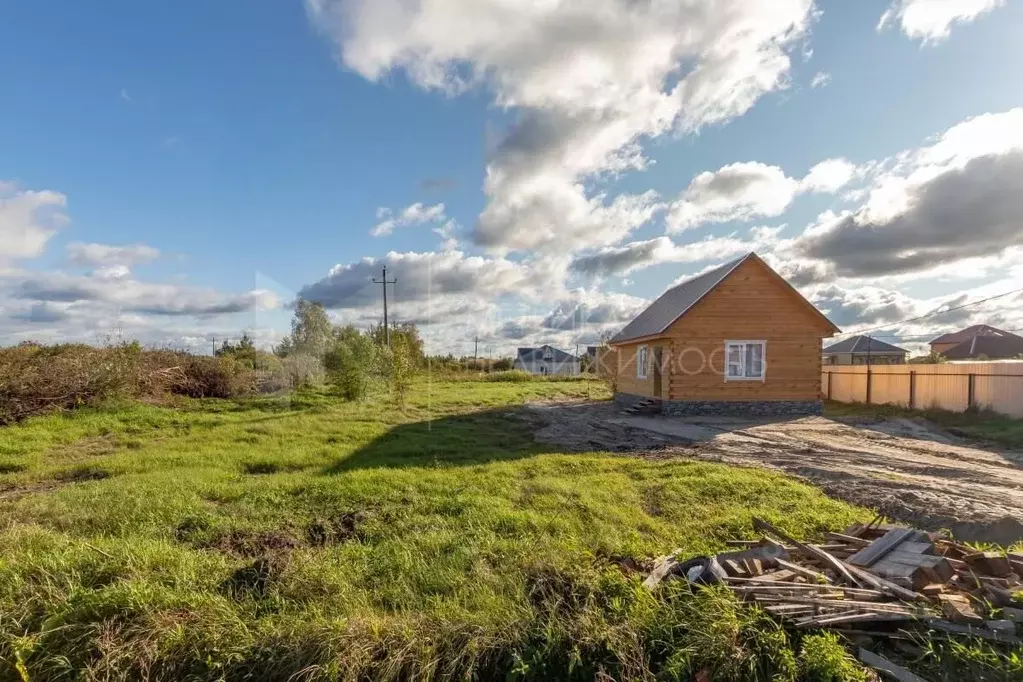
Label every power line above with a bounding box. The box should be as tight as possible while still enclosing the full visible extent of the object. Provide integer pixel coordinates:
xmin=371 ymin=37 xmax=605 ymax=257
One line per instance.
xmin=833 ymin=286 xmax=1023 ymax=339
xmin=848 ymin=328 xmax=1023 ymax=341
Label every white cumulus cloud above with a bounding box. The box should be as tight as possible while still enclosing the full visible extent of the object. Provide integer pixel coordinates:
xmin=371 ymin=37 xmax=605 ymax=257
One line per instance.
xmin=307 ymin=0 xmax=817 ymax=253
xmin=370 ymin=202 xmax=448 ymax=237
xmin=0 ymin=182 xmax=68 ymax=262
xmin=667 ymin=158 xmax=856 ymax=232
xmin=66 ymin=242 xmax=161 ymax=268
xmin=879 ymin=0 xmax=1005 ymax=43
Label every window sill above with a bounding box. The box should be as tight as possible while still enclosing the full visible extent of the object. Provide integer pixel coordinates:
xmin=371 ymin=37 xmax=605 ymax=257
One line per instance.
xmin=724 ymin=376 xmax=765 ymax=382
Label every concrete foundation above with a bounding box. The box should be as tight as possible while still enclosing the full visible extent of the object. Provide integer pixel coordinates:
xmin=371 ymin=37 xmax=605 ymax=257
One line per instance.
xmin=615 ymin=392 xmax=821 ymax=417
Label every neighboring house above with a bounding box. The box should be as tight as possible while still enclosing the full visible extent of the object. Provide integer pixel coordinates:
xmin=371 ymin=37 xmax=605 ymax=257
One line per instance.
xmin=941 ymin=333 xmax=1023 ymax=360
xmin=609 ymin=252 xmax=840 ymax=416
xmin=930 ymin=325 xmax=1023 ymax=357
xmin=513 ymin=345 xmax=580 ymax=375
xmin=822 ymin=336 xmax=907 ymax=365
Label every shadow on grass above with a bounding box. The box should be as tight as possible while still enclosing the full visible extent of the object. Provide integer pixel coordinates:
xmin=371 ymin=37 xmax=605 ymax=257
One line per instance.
xmin=325 ymin=406 xmax=554 ymax=472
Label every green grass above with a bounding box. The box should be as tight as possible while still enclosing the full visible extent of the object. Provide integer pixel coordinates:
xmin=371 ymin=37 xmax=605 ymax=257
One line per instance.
xmin=825 ymin=400 xmax=1023 ymax=450
xmin=0 ymin=379 xmax=1012 ymax=680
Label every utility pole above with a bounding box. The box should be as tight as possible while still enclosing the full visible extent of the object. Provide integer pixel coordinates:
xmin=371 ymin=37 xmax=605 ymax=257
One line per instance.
xmin=212 ymin=336 xmax=216 ymax=357
xmin=474 ymin=334 xmax=478 ymax=363
xmin=372 ymin=266 xmax=397 ymax=346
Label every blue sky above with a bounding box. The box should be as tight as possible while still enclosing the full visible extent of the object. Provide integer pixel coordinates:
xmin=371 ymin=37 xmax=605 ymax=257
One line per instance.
xmin=2 ymin=0 xmax=1022 ymax=355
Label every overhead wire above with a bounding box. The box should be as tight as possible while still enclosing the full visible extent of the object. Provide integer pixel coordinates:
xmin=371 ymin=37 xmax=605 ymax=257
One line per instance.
xmin=830 ymin=286 xmax=1023 ymax=341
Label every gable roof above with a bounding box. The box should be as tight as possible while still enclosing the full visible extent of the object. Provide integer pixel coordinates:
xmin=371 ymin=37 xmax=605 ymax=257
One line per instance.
xmin=823 ymin=335 xmax=907 ymax=355
xmin=942 ymin=334 xmax=1023 ymax=360
xmin=515 ymin=345 xmax=578 ymax=362
xmin=612 ymin=253 xmax=840 ymax=343
xmin=931 ymin=324 xmax=1019 ymax=345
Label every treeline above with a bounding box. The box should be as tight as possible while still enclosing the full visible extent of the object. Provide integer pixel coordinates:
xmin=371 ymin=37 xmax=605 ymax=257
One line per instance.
xmin=0 ymin=300 xmax=424 ymax=424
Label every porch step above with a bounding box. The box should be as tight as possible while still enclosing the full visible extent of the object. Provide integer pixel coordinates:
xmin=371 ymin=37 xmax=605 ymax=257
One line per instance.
xmin=623 ymin=398 xmax=662 ymax=415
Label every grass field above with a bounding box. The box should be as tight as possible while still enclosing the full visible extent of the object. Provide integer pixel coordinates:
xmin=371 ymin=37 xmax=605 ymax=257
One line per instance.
xmin=0 ymin=379 xmax=1014 ymax=680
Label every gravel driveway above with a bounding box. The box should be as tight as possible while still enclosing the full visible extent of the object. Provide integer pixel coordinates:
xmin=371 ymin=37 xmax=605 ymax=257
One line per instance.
xmin=524 ymin=401 xmax=1023 ymax=545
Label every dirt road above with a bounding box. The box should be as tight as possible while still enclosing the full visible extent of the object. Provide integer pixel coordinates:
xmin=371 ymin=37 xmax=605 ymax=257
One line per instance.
xmin=524 ymin=401 xmax=1023 ymax=545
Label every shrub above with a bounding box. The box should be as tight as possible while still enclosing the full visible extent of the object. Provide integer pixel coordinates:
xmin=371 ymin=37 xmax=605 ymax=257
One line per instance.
xmin=383 ymin=334 xmax=416 ymax=406
xmin=324 ymin=328 xmax=378 ymax=401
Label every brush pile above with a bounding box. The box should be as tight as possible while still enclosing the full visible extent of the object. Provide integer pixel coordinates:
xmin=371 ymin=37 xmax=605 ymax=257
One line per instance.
xmin=643 ymin=517 xmax=1023 ymax=647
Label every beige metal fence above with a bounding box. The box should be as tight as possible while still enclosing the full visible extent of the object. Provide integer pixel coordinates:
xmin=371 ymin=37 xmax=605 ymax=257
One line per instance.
xmin=821 ymin=363 xmax=1023 ymax=418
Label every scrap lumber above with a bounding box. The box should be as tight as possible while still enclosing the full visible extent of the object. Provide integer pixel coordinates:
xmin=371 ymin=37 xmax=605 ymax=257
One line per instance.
xmin=965 ymin=552 xmax=1012 ymax=578
xmin=775 ymin=558 xmax=833 ymax=584
xmin=938 ymin=594 xmax=983 ymax=624
xmin=752 ymin=518 xmax=860 ymax=586
xmin=749 ymin=569 xmax=796 ymax=583
xmin=635 ymin=519 xmax=1021 ymax=660
xmin=642 ymin=557 xmax=679 ymax=589
xmin=870 ymin=551 xmax=954 ymax=590
xmin=826 ymin=532 xmax=872 ymax=548
xmin=857 ymin=649 xmax=930 ymax=682
xmin=797 ymin=612 xmax=914 ymax=628
xmin=841 ymin=561 xmax=926 ymax=602
xmin=847 ymin=528 xmax=918 ymax=567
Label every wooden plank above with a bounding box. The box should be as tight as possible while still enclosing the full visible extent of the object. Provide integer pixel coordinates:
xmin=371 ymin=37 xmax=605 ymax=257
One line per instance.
xmin=642 ymin=558 xmax=679 ymax=589
xmin=896 ymin=542 xmax=934 ymax=555
xmin=871 ymin=552 xmax=953 ymax=590
xmin=798 ymin=612 xmax=914 ymax=628
xmin=926 ymin=619 xmax=1022 ymax=644
xmin=748 ymin=569 xmax=796 ymax=583
xmin=938 ymin=595 xmax=983 ymax=624
xmin=826 ymin=532 xmax=872 ymax=548
xmin=722 ymin=559 xmax=746 ymax=577
xmin=841 ymin=561 xmax=926 ymax=602
xmin=749 ymin=596 xmax=930 ymax=615
xmin=965 ymin=552 xmax=1011 ymax=577
xmin=752 ymin=518 xmax=860 ymax=586
xmin=763 ymin=604 xmax=816 ymax=615
xmin=847 ymin=528 xmax=916 ymax=567
xmin=857 ymin=649 xmax=930 ymax=682
xmin=775 ymin=559 xmax=833 ymax=584
xmin=726 ymin=580 xmax=886 ymax=599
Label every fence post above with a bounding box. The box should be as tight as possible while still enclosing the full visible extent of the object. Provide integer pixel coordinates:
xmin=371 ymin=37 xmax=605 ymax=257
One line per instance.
xmin=909 ymin=370 xmax=916 ymax=410
xmin=827 ymin=371 xmax=832 ymax=400
xmin=967 ymin=373 xmax=975 ymax=411
xmin=865 ymin=368 xmax=872 ymax=405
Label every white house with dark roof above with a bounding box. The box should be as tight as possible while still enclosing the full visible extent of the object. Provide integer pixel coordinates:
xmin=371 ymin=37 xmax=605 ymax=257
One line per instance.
xmin=513 ymin=345 xmax=580 ymax=375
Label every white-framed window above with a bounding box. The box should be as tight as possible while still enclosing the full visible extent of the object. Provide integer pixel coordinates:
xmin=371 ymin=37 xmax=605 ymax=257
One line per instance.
xmin=725 ymin=340 xmax=766 ymax=381
xmin=637 ymin=345 xmax=649 ymax=379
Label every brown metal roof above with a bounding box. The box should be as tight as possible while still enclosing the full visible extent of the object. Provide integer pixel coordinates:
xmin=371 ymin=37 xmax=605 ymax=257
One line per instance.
xmin=931 ymin=324 xmax=1016 ymax=345
xmin=613 ymin=253 xmax=839 ymax=344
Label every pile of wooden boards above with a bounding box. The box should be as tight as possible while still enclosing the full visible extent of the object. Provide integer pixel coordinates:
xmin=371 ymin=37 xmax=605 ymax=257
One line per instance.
xmin=643 ymin=516 xmax=1023 ymax=647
